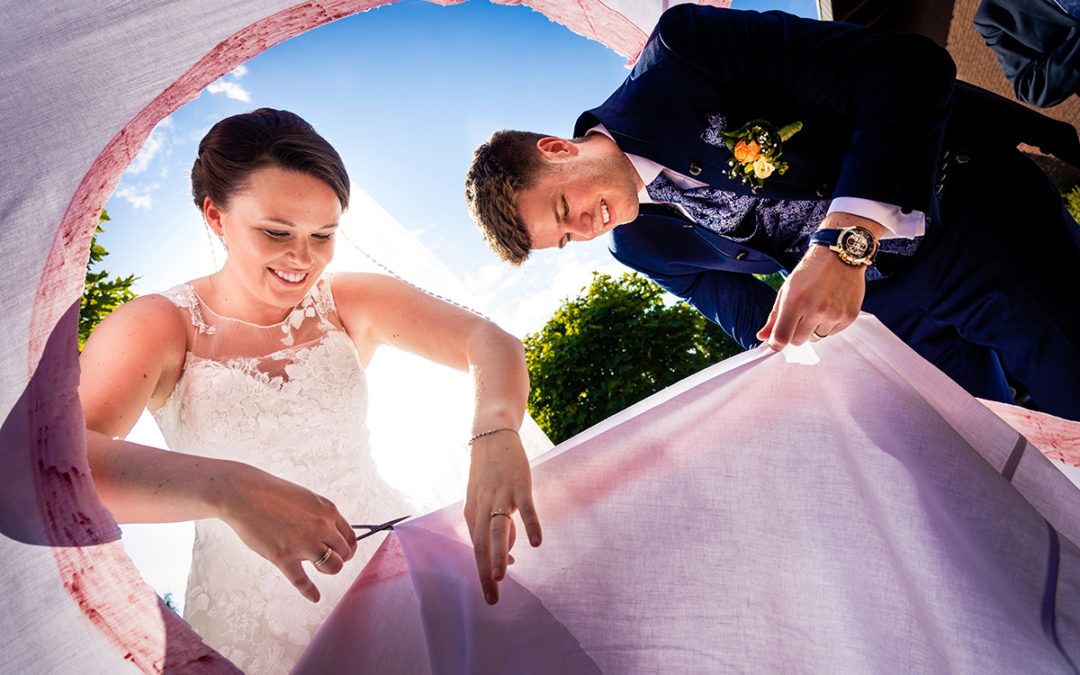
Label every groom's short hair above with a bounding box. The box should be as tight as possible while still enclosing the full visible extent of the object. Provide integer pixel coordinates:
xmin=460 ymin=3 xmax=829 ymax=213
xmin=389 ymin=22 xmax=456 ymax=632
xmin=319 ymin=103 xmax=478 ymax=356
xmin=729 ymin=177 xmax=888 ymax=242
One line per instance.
xmin=465 ymin=130 xmax=550 ymax=266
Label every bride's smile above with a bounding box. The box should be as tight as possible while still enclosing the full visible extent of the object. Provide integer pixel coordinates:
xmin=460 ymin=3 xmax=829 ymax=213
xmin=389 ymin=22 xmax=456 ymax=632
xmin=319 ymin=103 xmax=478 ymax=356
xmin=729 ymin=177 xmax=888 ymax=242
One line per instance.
xmin=203 ymin=165 xmax=341 ymax=324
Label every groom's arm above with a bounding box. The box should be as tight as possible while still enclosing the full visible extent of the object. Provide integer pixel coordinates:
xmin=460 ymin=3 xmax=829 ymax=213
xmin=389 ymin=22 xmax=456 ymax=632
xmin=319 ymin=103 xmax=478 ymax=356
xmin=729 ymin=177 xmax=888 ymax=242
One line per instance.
xmin=610 ymin=221 xmax=778 ymax=350
xmin=974 ymin=0 xmax=1080 ymax=108
xmin=652 ymin=6 xmax=955 ymax=347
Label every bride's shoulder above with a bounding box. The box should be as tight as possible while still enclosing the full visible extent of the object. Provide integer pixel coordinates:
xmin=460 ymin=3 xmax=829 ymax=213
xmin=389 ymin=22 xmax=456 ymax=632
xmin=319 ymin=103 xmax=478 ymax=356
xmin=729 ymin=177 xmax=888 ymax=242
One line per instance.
xmin=328 ymin=272 xmax=410 ymax=310
xmin=327 ymin=273 xmax=419 ymax=342
xmin=80 ymin=292 xmax=189 ymax=407
xmin=91 ymin=292 xmax=188 ymax=354
xmin=329 ymin=271 xmax=405 ymax=290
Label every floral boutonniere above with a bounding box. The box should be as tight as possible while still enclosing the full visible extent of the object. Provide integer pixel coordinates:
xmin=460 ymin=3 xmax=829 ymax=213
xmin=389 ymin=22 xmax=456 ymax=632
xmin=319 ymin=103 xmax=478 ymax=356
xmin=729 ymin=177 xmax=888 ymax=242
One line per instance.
xmin=718 ymin=118 xmax=803 ymax=187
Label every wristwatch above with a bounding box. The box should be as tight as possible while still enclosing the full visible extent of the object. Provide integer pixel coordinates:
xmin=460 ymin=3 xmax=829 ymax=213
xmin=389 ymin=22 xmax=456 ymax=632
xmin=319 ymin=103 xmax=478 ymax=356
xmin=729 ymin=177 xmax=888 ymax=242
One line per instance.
xmin=808 ymin=226 xmax=879 ymax=266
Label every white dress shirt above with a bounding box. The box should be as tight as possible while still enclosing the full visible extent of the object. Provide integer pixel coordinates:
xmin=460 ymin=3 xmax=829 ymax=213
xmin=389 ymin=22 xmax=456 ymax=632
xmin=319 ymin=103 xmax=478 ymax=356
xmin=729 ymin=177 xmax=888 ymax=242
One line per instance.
xmin=587 ymin=125 xmax=925 ymax=239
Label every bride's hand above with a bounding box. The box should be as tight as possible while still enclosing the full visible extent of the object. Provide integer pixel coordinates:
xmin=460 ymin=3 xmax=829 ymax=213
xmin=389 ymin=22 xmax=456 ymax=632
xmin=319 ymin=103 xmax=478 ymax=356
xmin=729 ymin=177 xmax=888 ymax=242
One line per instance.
xmin=464 ymin=429 xmax=541 ymax=605
xmin=219 ymin=463 xmax=357 ymax=603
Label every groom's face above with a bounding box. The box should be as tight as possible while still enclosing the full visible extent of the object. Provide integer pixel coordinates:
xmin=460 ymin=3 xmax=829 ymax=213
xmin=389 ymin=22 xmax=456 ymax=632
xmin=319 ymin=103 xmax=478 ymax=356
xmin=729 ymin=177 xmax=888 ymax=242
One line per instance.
xmin=515 ymin=140 xmax=641 ymax=251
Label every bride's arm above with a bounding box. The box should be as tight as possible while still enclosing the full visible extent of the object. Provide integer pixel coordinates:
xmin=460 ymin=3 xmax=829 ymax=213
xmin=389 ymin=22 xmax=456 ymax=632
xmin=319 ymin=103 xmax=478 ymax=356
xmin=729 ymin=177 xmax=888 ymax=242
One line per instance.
xmin=333 ymin=273 xmax=542 ymax=605
xmin=80 ymin=294 xmax=187 ymax=438
xmin=78 ymin=297 xmax=357 ymax=602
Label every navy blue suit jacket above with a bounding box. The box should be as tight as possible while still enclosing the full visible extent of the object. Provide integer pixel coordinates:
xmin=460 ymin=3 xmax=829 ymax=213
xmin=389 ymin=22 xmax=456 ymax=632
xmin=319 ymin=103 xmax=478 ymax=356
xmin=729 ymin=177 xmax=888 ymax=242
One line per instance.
xmin=595 ymin=6 xmax=1080 ymax=349
xmin=975 ymin=0 xmax=1080 ymax=107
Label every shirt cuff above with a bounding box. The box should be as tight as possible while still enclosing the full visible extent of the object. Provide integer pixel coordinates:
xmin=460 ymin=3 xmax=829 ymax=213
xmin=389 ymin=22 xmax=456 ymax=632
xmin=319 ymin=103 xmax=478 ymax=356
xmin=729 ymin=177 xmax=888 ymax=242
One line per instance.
xmin=827 ymin=197 xmax=926 ymax=239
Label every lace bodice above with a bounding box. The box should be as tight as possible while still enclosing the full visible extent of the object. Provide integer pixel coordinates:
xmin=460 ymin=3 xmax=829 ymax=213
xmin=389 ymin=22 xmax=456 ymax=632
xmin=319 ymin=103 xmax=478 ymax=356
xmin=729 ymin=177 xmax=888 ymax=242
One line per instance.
xmin=151 ymin=276 xmax=412 ymax=673
xmin=153 ymin=280 xmax=369 ymax=476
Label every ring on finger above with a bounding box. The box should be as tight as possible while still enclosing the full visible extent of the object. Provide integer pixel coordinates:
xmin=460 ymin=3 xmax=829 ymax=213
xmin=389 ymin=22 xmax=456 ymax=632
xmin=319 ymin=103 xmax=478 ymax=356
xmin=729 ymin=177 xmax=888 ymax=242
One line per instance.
xmin=812 ymin=330 xmax=829 ymax=339
xmin=313 ymin=546 xmax=333 ymax=567
xmin=490 ymin=509 xmax=512 ymax=520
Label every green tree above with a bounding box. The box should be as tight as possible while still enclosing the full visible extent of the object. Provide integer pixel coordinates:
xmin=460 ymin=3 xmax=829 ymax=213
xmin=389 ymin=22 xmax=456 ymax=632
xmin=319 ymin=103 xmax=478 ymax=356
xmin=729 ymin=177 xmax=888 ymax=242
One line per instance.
xmin=162 ymin=592 xmax=179 ymax=614
xmin=524 ymin=272 xmax=744 ymax=444
xmin=80 ymin=210 xmax=137 ymax=349
xmin=1062 ymin=184 xmax=1080 ymax=223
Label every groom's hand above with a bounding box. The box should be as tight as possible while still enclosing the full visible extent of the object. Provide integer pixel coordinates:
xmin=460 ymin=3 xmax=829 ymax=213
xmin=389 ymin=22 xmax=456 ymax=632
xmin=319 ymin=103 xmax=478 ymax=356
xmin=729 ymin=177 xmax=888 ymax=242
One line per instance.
xmin=465 ymin=430 xmax=542 ymax=605
xmin=757 ymin=212 xmax=883 ymax=349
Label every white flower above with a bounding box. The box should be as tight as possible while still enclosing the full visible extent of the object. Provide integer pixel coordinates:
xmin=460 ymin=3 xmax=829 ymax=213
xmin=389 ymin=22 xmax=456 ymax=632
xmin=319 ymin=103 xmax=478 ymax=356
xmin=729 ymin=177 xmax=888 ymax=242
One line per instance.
xmin=753 ymin=157 xmax=776 ymax=179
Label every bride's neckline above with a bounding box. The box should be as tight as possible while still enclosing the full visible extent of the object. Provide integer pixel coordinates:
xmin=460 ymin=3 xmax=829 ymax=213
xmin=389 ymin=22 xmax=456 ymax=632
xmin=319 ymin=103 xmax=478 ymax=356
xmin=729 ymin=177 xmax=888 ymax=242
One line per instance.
xmin=188 ymin=283 xmax=306 ymax=329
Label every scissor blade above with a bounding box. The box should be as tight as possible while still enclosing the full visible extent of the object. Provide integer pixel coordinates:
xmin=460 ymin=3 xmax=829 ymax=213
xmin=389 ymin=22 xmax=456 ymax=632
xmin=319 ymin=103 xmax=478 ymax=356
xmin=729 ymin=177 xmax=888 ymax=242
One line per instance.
xmin=352 ymin=514 xmax=410 ymax=540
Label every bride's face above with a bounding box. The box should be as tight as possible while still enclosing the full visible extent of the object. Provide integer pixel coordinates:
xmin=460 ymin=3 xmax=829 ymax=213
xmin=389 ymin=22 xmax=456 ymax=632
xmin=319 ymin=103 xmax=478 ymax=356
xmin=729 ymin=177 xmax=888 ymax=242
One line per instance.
xmin=206 ymin=165 xmax=341 ymax=317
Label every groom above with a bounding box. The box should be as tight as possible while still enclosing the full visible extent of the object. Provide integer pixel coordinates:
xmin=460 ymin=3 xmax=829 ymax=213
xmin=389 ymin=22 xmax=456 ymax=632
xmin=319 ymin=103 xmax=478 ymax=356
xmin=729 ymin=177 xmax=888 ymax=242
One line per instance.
xmin=466 ymin=5 xmax=1080 ymax=420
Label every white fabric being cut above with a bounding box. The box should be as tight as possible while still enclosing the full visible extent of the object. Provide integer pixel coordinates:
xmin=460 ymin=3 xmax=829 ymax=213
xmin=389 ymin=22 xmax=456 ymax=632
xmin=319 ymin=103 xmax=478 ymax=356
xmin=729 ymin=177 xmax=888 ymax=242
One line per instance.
xmin=298 ymin=315 xmax=1080 ymax=675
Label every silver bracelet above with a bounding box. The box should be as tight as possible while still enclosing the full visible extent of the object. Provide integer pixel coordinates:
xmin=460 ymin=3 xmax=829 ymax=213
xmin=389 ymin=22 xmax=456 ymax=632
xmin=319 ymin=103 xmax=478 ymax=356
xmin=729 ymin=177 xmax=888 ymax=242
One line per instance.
xmin=467 ymin=427 xmax=519 ymax=445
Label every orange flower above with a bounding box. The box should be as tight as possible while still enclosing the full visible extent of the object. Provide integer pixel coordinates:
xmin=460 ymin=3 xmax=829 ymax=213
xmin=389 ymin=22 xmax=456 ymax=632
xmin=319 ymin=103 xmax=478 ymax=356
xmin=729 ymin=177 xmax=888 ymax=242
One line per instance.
xmin=733 ymin=139 xmax=761 ymax=163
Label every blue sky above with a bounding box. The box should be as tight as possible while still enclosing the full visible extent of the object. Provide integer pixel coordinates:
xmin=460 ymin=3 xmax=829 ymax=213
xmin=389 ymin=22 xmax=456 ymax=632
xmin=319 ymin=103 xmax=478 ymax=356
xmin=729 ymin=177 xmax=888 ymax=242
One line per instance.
xmin=103 ymin=0 xmax=816 ymax=609
xmin=102 ymin=0 xmax=816 ymax=337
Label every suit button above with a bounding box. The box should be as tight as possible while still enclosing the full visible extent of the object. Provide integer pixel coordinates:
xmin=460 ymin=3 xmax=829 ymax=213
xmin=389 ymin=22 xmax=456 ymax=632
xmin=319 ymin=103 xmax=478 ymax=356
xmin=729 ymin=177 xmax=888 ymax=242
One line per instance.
xmin=735 ymin=251 xmax=748 ymax=261
xmin=956 ymin=153 xmax=970 ymax=164
xmin=688 ymin=162 xmax=702 ymax=176
xmin=815 ymin=183 xmax=830 ymax=198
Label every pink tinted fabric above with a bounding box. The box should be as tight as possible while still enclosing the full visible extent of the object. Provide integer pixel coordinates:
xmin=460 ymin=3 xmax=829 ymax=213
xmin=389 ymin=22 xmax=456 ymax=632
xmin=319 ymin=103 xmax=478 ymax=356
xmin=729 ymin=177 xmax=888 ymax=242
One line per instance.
xmin=981 ymin=400 xmax=1080 ymax=466
xmin=505 ymin=0 xmax=732 ymax=63
xmin=2 ymin=0 xmax=1073 ymax=671
xmin=300 ymin=316 xmax=1080 ymax=674
xmin=1 ymin=0 xmax=733 ymax=670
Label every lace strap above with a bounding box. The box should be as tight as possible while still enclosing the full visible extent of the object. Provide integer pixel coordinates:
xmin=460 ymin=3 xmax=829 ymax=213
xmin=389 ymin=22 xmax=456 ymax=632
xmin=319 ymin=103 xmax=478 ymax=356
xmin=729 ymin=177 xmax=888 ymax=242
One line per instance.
xmin=309 ymin=274 xmax=338 ymax=324
xmin=157 ymin=284 xmax=215 ymax=335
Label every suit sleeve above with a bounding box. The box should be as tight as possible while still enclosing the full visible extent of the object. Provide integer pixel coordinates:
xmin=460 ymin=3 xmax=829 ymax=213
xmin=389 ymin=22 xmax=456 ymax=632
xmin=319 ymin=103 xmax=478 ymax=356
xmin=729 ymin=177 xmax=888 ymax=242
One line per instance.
xmin=610 ymin=227 xmax=777 ymax=350
xmin=650 ymin=5 xmax=956 ymax=213
xmin=974 ymin=0 xmax=1080 ymax=108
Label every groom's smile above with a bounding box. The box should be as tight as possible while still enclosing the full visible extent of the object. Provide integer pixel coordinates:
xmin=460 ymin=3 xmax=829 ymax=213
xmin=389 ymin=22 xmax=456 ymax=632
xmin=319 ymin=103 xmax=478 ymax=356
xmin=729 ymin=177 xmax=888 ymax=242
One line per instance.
xmin=517 ymin=136 xmax=642 ymax=251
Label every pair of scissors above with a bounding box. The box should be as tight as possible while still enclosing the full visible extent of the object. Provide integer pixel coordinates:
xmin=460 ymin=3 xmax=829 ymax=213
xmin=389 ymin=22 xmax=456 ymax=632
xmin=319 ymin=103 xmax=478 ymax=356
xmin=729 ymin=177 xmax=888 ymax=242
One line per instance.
xmin=352 ymin=515 xmax=410 ymax=541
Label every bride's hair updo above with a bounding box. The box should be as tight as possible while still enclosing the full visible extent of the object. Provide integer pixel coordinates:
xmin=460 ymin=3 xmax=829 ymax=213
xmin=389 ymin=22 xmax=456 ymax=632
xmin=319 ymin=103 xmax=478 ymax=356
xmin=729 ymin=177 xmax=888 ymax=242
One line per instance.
xmin=191 ymin=108 xmax=350 ymax=214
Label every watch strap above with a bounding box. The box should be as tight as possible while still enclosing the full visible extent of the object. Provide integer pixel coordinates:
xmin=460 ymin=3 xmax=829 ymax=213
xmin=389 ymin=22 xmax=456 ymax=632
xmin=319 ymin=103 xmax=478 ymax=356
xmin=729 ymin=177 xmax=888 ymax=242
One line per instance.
xmin=808 ymin=229 xmax=841 ymax=247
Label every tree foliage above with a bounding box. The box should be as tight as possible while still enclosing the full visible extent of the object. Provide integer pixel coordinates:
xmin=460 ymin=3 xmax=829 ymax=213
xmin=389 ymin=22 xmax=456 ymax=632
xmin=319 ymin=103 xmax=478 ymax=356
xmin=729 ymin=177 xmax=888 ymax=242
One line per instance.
xmin=1063 ymin=184 xmax=1080 ymax=224
xmin=80 ymin=210 xmax=138 ymax=349
xmin=524 ymin=272 xmax=744 ymax=444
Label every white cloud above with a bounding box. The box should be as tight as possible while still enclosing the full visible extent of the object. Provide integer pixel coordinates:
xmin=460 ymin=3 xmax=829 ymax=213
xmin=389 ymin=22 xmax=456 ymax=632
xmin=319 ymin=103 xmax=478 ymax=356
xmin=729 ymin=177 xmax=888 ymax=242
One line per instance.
xmin=206 ymin=80 xmax=251 ymax=102
xmin=462 ymin=239 xmax=626 ymax=337
xmin=114 ymin=184 xmax=158 ymax=210
xmin=125 ymin=117 xmax=173 ymax=175
xmin=205 ymin=65 xmax=252 ymax=101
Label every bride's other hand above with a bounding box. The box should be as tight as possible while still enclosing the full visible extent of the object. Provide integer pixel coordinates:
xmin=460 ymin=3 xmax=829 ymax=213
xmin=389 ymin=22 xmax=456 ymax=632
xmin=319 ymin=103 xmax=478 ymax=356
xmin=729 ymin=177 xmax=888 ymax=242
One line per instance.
xmin=333 ymin=273 xmax=543 ymax=606
xmin=220 ymin=464 xmax=357 ymax=603
xmin=465 ymin=429 xmax=541 ymax=605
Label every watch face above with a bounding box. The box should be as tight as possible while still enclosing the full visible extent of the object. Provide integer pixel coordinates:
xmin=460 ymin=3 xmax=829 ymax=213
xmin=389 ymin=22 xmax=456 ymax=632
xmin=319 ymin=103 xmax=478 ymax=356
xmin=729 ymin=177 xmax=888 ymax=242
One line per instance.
xmin=840 ymin=229 xmax=870 ymax=258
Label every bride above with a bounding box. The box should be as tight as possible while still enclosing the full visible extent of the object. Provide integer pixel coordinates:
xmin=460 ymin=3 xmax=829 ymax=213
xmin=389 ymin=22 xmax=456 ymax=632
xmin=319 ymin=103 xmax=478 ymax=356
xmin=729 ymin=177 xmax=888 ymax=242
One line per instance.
xmin=78 ymin=108 xmax=540 ymax=672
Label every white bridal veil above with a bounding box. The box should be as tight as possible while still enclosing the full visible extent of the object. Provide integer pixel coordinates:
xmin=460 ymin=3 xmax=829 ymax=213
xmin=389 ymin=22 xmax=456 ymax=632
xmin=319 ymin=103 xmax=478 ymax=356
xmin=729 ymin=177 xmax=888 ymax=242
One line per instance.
xmin=2 ymin=0 xmax=1079 ymax=672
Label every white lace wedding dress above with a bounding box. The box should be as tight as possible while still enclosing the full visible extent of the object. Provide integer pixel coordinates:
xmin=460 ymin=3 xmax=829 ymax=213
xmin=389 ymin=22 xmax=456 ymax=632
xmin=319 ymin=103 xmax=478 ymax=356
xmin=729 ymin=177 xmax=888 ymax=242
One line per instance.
xmin=151 ymin=275 xmax=413 ymax=674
